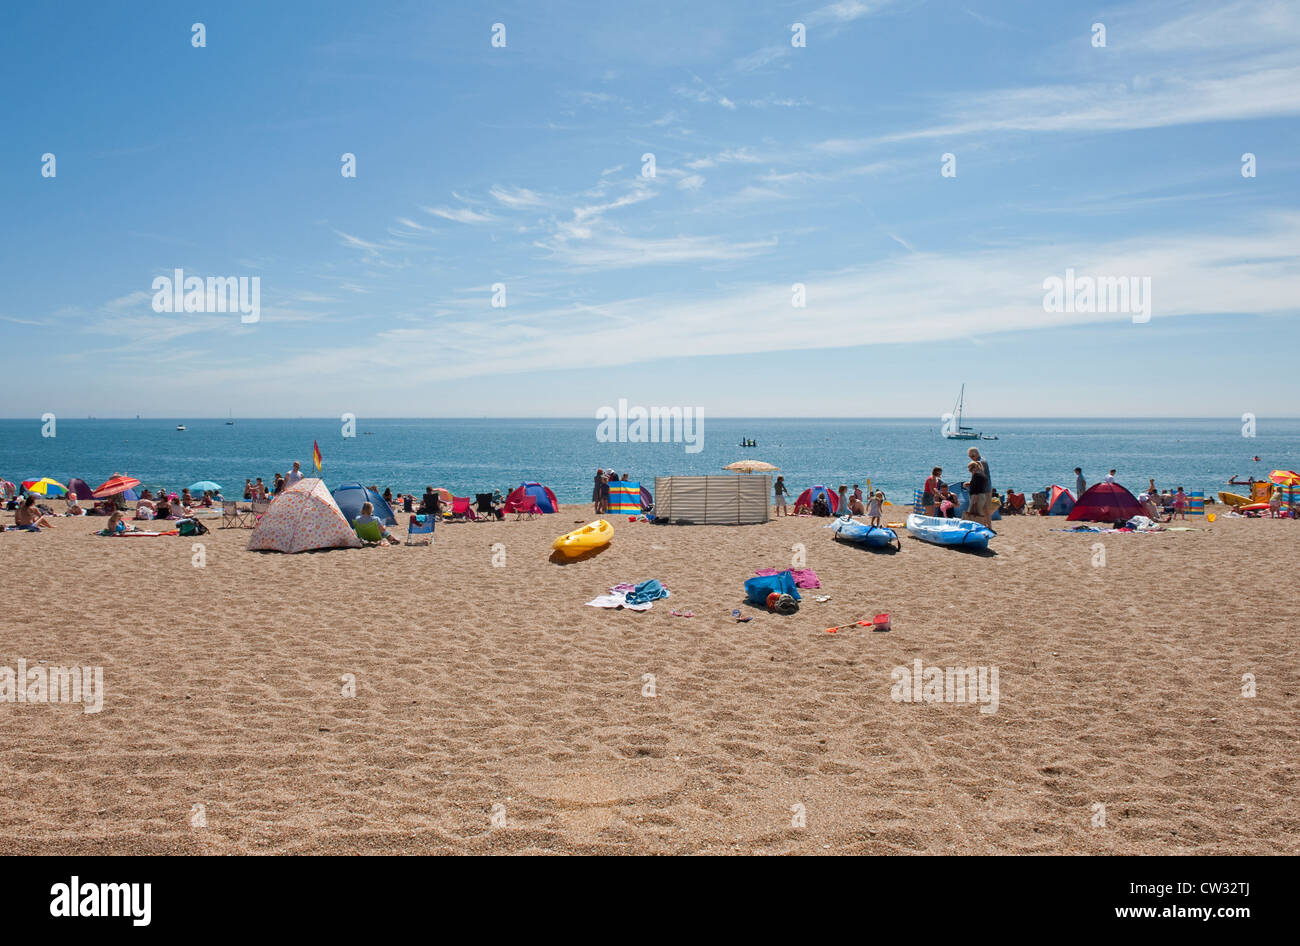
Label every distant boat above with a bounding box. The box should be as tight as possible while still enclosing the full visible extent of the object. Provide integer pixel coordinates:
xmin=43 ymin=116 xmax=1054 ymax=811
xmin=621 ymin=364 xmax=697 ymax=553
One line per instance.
xmin=225 ymin=410 xmax=234 ymax=425
xmin=176 ymin=425 xmax=186 ymax=431
xmin=944 ymin=384 xmax=987 ymax=440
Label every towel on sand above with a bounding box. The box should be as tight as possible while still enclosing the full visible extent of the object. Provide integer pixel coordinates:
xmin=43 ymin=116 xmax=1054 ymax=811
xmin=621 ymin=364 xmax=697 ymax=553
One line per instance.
xmin=587 ymin=579 xmax=670 ymax=611
xmin=754 ymin=567 xmax=820 ymax=589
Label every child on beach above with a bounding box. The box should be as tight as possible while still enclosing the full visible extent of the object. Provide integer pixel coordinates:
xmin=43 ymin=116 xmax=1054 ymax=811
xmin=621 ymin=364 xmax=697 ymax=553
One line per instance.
xmin=867 ymin=490 xmax=884 ymax=527
xmin=773 ymin=476 xmax=789 ymax=516
xmin=837 ymin=485 xmax=849 ymax=517
xmin=1173 ymin=487 xmax=1188 ymax=520
xmin=923 ymin=467 xmax=943 ymax=516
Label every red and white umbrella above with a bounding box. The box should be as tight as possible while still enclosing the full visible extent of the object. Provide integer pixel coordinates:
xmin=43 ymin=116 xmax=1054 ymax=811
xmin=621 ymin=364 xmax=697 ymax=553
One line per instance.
xmin=92 ymin=474 xmax=142 ymax=499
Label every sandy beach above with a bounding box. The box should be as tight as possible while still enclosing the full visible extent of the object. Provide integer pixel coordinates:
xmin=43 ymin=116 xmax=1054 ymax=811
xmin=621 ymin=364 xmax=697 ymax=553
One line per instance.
xmin=1 ymin=506 xmax=1295 ymax=855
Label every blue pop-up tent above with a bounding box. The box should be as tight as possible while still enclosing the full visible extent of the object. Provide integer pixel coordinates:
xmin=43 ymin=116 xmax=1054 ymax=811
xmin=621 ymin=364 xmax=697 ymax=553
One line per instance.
xmin=331 ymin=482 xmax=396 ymax=525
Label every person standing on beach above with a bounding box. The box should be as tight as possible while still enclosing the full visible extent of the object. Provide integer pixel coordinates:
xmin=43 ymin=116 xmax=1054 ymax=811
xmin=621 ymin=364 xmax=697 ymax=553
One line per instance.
xmin=967 ymin=460 xmax=991 ymax=526
xmin=601 ymin=471 xmax=612 ymax=512
xmin=774 ymin=476 xmax=789 ymax=516
xmin=837 ymin=485 xmax=849 ymax=518
xmin=285 ymin=461 xmax=304 ymax=487
xmin=592 ymin=469 xmax=605 ymax=513
xmin=1104 ymin=469 xmax=1117 ymax=484
xmin=1074 ymin=468 xmax=1085 ymax=496
xmin=967 ymin=447 xmax=992 ymax=527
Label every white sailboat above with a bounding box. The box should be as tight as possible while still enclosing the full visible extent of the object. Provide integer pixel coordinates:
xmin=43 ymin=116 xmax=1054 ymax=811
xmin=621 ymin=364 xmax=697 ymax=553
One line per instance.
xmin=944 ymin=384 xmax=995 ymax=440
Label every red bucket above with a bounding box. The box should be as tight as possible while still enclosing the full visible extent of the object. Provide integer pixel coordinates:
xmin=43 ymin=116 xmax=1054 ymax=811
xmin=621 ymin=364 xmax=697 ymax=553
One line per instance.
xmin=873 ymin=613 xmax=891 ymax=631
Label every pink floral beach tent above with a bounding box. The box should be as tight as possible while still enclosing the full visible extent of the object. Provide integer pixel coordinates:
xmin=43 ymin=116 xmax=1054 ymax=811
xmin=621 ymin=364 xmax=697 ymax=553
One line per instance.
xmin=247 ymin=478 xmax=362 ymax=553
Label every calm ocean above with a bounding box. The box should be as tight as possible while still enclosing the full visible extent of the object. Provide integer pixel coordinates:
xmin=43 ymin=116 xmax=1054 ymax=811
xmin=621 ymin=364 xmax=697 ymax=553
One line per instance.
xmin=1 ymin=417 xmax=1296 ymax=503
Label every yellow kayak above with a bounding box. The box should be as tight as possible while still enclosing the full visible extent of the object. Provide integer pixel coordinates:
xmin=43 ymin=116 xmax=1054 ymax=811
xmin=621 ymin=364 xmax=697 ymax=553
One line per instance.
xmin=1219 ymin=491 xmax=1251 ymax=507
xmin=553 ymin=519 xmax=613 ymax=557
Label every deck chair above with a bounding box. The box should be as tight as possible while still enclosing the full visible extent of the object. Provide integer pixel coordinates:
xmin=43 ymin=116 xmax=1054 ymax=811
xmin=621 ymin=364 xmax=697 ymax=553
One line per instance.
xmin=405 ymin=514 xmax=435 ymax=546
xmin=474 ymin=493 xmax=497 ymax=521
xmin=220 ymin=500 xmax=250 ymax=528
xmin=1030 ymin=491 xmax=1048 ymax=514
xmin=449 ymin=496 xmax=476 ymax=522
xmin=513 ymin=495 xmax=541 ymax=520
xmin=251 ymin=499 xmax=270 ymax=523
xmin=354 ymin=519 xmax=385 ymax=544
xmin=1004 ymin=491 xmax=1026 ymax=515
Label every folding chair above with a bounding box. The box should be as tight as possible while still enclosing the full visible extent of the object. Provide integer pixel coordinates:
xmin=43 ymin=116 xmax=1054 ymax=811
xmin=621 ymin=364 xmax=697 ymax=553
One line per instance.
xmin=405 ymin=514 xmax=435 ymax=546
xmin=449 ymin=496 xmax=476 ymax=522
xmin=251 ymin=499 xmax=270 ymax=524
xmin=220 ymin=500 xmax=249 ymax=528
xmin=513 ymin=496 xmax=541 ymax=520
xmin=474 ymin=493 xmax=497 ymax=521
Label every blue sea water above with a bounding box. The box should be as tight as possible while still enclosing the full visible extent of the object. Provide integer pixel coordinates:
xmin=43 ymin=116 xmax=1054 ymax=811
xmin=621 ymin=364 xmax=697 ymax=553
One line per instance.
xmin=1 ymin=417 xmax=1296 ymax=503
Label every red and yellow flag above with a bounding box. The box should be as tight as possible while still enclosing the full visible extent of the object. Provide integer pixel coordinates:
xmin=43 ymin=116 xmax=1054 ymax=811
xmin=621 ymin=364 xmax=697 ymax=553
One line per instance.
xmin=312 ymin=440 xmax=322 ymax=471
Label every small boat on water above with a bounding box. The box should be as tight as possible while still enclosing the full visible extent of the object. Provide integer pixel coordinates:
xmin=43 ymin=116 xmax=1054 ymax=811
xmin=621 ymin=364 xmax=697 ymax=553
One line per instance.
xmin=944 ymin=384 xmax=994 ymax=440
xmin=905 ymin=513 xmax=994 ymax=550
xmin=830 ymin=515 xmax=899 ymax=549
xmin=175 ymin=425 xmax=186 ymax=431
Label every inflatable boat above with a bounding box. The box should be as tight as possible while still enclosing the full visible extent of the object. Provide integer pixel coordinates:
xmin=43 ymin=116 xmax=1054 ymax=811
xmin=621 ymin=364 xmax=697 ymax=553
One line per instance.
xmin=905 ymin=513 xmax=994 ymax=549
xmin=552 ymin=519 xmax=613 ymax=557
xmin=830 ymin=515 xmax=899 ymax=549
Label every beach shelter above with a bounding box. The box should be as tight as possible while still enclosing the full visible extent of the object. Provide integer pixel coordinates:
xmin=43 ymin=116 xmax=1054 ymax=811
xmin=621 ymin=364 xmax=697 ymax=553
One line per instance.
xmin=608 ymin=480 xmax=648 ymax=515
xmin=505 ymin=482 xmax=559 ymax=514
xmin=794 ymin=485 xmax=839 ymax=515
xmin=331 ymin=482 xmax=396 ymax=526
xmin=1045 ymin=485 xmax=1076 ymax=516
xmin=66 ymin=478 xmax=96 ymax=500
xmin=248 ymin=478 xmax=361 ymax=553
xmin=1067 ymin=483 xmax=1144 ymax=522
xmin=1187 ymin=490 xmax=1205 ymax=516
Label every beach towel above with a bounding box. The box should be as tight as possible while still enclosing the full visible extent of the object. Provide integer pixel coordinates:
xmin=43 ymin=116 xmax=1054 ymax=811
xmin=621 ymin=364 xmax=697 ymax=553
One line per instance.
xmin=585 ymin=593 xmax=654 ymax=611
xmin=753 ymin=567 xmax=821 ymax=589
xmin=624 ymin=578 xmax=670 ymax=605
xmin=744 ymin=570 xmax=802 ymax=606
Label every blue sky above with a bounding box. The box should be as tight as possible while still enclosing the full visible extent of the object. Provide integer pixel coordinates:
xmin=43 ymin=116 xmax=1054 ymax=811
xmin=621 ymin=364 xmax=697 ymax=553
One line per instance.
xmin=1 ymin=0 xmax=1297 ymax=419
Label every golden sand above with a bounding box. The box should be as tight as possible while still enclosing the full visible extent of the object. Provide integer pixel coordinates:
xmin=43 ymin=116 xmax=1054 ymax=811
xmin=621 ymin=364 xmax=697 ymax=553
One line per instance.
xmin=1 ymin=508 xmax=1296 ymax=854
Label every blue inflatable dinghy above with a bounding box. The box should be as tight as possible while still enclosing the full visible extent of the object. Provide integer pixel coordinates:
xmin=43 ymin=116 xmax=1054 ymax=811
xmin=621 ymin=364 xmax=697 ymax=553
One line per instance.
xmin=905 ymin=513 xmax=994 ymax=550
xmin=830 ymin=515 xmax=899 ymax=549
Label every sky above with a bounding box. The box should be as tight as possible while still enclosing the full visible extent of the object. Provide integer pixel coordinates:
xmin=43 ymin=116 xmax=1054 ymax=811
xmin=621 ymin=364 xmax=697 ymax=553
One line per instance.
xmin=1 ymin=0 xmax=1298 ymax=419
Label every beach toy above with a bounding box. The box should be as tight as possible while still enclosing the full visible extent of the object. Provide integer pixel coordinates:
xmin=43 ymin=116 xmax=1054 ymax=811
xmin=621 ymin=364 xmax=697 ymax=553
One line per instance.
xmin=1218 ymin=491 xmax=1251 ymax=506
xmin=873 ymin=613 xmax=891 ymax=631
xmin=1207 ymin=513 xmax=1216 ymax=523
xmin=824 ymin=619 xmax=872 ymax=634
xmin=830 ymin=515 xmax=900 ymax=549
xmin=552 ymin=519 xmax=613 ymax=557
xmin=905 ymin=513 xmax=995 ymax=550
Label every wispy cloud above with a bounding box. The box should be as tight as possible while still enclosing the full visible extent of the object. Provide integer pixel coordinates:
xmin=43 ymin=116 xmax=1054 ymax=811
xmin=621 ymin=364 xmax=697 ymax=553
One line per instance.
xmin=422 ymin=205 xmax=497 ymax=224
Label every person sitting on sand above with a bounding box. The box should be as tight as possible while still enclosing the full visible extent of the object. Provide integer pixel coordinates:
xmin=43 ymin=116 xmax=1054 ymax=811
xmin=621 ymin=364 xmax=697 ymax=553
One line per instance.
xmin=419 ymin=487 xmax=442 ymax=518
xmin=938 ymin=486 xmax=958 ymax=518
xmin=135 ymin=498 xmax=156 ymax=520
xmin=355 ymin=502 xmax=399 ymax=545
xmin=850 ymin=485 xmax=865 ymax=516
xmin=15 ymin=496 xmax=55 ymax=530
xmin=64 ymin=492 xmax=85 ymax=516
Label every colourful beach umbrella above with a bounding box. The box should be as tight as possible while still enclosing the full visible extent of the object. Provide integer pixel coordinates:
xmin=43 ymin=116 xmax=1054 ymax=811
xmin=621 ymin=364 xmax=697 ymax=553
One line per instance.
xmin=21 ymin=477 xmax=67 ymax=496
xmin=1268 ymin=469 xmax=1300 ymax=486
xmin=189 ymin=480 xmax=223 ymax=493
xmin=92 ymin=474 xmax=142 ymax=498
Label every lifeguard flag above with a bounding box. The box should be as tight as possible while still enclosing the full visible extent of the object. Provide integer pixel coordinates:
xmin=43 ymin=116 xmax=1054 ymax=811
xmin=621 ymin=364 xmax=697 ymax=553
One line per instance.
xmin=312 ymin=440 xmax=322 ymax=471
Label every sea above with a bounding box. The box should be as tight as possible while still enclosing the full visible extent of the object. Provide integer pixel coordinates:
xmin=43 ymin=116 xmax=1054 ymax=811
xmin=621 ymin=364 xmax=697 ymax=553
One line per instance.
xmin=1 ymin=417 xmax=1296 ymax=503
